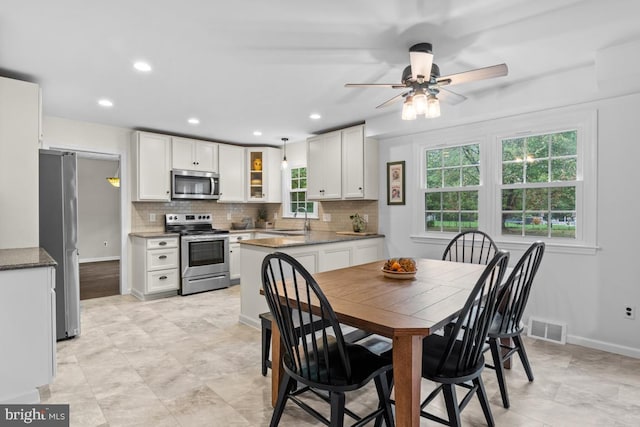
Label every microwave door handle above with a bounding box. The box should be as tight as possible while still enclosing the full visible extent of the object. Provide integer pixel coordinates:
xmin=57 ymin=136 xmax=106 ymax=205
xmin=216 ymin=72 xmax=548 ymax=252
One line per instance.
xmin=210 ymin=177 xmax=215 ymax=195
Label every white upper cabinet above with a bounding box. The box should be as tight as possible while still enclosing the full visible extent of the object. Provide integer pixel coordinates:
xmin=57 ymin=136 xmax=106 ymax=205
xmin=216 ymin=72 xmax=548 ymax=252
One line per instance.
xmin=307 ymin=131 xmax=342 ymax=200
xmin=342 ymin=124 xmax=378 ymax=200
xmin=172 ymin=137 xmax=218 ymax=172
xmin=218 ymin=144 xmax=245 ymax=202
xmin=247 ymin=147 xmax=282 ymax=203
xmin=132 ymin=131 xmax=171 ymax=201
xmin=307 ymin=124 xmax=377 ymax=201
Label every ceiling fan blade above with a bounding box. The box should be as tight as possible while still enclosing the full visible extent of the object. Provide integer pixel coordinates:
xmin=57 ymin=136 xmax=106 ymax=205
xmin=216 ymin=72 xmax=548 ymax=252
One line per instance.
xmin=437 ymin=63 xmax=508 ymax=87
xmin=376 ymin=92 xmax=409 ymax=109
xmin=437 ymin=87 xmax=467 ymax=105
xmin=345 ymin=83 xmax=406 ymax=88
xmin=409 ymin=43 xmax=434 ymax=80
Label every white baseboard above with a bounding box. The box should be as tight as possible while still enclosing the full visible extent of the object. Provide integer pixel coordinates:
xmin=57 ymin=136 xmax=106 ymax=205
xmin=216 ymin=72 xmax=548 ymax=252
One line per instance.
xmin=79 ymin=256 xmax=120 ymax=264
xmin=566 ymin=334 xmax=640 ymax=359
xmin=239 ymin=314 xmax=260 ymax=330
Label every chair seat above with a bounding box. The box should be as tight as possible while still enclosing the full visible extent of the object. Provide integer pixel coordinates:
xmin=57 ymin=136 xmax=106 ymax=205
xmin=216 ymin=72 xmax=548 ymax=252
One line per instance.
xmin=488 ymin=312 xmax=525 ymax=338
xmin=293 ymin=336 xmax=392 ymax=388
xmin=421 ymin=334 xmax=485 ymax=382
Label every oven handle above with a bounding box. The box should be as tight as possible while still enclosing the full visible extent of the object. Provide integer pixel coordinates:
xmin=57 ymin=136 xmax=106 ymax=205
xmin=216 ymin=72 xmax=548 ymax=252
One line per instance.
xmin=186 ymin=274 xmax=227 ymax=284
xmin=182 ymin=235 xmax=229 ymax=242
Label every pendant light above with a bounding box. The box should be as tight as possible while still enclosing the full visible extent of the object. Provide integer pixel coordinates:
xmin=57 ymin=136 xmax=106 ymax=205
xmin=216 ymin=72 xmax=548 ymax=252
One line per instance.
xmin=281 ymin=137 xmax=289 ymax=169
xmin=106 ymin=163 xmax=120 ymax=188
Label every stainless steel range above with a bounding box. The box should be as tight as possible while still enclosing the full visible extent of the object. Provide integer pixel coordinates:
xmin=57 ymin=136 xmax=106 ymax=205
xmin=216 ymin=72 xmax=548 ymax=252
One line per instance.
xmin=165 ymin=213 xmax=230 ymax=295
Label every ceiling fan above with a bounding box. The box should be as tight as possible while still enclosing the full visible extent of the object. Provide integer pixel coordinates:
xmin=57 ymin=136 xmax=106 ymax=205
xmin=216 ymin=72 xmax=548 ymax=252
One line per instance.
xmin=345 ymin=43 xmax=508 ymax=120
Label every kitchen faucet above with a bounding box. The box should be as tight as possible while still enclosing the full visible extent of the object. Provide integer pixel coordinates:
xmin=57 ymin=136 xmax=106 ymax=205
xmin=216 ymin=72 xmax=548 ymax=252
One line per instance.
xmin=295 ymin=207 xmax=311 ymax=232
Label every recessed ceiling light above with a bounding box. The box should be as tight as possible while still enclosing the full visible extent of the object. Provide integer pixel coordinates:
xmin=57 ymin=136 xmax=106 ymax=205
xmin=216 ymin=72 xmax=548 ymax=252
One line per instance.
xmin=309 ymin=113 xmax=321 ymax=120
xmin=133 ymin=61 xmax=152 ymax=72
xmin=98 ymin=99 xmax=113 ymax=108
xmin=188 ymin=118 xmax=200 ymax=125
xmin=253 ymin=130 xmax=262 ymax=136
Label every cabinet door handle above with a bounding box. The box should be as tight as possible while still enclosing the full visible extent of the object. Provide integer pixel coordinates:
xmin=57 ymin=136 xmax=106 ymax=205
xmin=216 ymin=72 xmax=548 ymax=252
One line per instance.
xmin=158 ymin=255 xmax=167 ymax=260
xmin=159 ymin=275 xmax=168 ymax=280
xmin=159 ymin=241 xmax=167 ymax=246
xmin=358 ymin=187 xmax=363 ymax=190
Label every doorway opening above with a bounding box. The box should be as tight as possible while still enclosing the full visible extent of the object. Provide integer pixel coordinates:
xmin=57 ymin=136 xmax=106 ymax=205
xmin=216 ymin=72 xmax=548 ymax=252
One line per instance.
xmin=75 ymin=152 xmax=121 ymax=300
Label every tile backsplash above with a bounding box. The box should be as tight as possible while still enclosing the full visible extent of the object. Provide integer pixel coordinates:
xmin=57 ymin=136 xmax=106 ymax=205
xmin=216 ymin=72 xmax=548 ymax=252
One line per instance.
xmin=131 ymin=200 xmax=378 ymax=233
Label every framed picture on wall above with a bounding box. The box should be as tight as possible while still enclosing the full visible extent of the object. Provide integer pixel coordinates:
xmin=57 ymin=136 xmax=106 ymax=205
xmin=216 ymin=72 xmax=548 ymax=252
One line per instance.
xmin=387 ymin=161 xmax=405 ymax=205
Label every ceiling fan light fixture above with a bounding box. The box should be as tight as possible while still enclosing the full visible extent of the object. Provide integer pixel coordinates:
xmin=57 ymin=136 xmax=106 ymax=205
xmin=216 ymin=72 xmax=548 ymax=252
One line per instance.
xmin=401 ymin=96 xmax=416 ymax=120
xmin=412 ymin=89 xmax=427 ymax=115
xmin=426 ymin=94 xmax=441 ymax=118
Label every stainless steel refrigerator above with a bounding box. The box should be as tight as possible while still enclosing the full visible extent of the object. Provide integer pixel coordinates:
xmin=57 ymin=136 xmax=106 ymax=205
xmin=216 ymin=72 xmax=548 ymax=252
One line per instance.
xmin=39 ymin=149 xmax=81 ymax=340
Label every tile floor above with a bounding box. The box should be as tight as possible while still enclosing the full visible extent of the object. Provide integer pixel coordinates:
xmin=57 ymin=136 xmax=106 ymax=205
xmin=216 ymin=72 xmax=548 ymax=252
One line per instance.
xmin=40 ymin=285 xmax=640 ymax=426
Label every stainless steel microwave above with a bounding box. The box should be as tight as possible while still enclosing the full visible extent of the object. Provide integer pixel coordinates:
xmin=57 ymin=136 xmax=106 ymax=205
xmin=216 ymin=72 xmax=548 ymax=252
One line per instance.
xmin=171 ymin=169 xmax=220 ymax=200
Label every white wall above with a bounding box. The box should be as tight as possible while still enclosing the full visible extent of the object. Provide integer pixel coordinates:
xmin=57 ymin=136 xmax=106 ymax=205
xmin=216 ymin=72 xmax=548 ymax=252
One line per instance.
xmin=77 ymin=158 xmax=121 ymax=261
xmin=0 ymin=77 xmax=40 ymax=249
xmin=42 ymin=116 xmax=131 ymax=292
xmin=372 ymin=62 xmax=640 ymax=357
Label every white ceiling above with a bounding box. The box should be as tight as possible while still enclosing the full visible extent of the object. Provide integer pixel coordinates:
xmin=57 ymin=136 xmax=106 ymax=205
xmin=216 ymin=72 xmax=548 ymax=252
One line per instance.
xmin=2 ymin=0 xmax=640 ymax=145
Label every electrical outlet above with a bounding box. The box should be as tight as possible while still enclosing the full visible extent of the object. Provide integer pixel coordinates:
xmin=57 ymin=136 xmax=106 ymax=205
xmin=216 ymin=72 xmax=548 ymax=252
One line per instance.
xmin=363 ymin=214 xmax=369 ymax=222
xmin=226 ymin=212 xmax=232 ymax=220
xmin=323 ymin=213 xmax=331 ymax=222
xmin=624 ymin=306 xmax=636 ymax=320
xmin=274 ymin=212 xmax=278 ymax=220
xmin=149 ymin=213 xmax=156 ymax=222
xmin=103 ymin=241 xmax=108 ymax=247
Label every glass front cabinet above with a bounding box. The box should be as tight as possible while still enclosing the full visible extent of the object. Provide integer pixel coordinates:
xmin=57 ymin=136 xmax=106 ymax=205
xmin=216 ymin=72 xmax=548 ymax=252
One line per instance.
xmin=247 ymin=147 xmax=282 ymax=203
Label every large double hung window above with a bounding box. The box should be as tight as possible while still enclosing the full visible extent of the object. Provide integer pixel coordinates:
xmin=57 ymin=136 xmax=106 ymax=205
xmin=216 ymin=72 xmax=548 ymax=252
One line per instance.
xmin=424 ymin=144 xmax=480 ymax=233
xmin=416 ymin=108 xmax=596 ymax=250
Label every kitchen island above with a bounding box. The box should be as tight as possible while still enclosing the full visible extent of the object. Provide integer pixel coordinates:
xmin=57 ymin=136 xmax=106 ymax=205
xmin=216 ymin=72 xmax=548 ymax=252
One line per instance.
xmin=238 ymin=231 xmax=384 ymax=327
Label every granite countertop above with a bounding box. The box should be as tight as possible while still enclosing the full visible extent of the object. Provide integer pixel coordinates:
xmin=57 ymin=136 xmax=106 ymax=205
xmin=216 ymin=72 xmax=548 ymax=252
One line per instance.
xmin=0 ymin=247 xmax=57 ymax=271
xmin=239 ymin=230 xmax=384 ymax=248
xmin=129 ymin=231 xmax=180 ymax=238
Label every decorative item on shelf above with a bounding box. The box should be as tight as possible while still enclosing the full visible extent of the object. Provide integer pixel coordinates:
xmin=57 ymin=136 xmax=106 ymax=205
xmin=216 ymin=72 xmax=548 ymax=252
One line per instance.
xmin=350 ymin=213 xmax=367 ymax=233
xmin=281 ymin=137 xmax=288 ymax=169
xmin=253 ymin=157 xmax=262 ymax=171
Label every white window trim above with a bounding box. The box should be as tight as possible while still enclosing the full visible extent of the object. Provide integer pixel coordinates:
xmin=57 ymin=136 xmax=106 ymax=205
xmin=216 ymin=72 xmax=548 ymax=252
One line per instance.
xmin=282 ymin=164 xmax=318 ymax=219
xmin=410 ymin=106 xmax=598 ymax=255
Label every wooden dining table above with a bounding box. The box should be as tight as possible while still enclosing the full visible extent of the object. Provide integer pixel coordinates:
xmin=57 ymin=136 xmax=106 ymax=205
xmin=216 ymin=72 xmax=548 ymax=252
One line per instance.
xmin=268 ymin=257 xmax=492 ymax=427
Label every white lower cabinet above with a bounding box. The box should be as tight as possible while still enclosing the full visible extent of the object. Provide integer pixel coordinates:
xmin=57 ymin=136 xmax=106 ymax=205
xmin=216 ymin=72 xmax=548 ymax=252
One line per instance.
xmin=230 ymin=233 xmax=252 ymax=283
xmin=131 ymin=236 xmax=180 ymax=300
xmin=0 ymin=265 xmax=55 ymax=403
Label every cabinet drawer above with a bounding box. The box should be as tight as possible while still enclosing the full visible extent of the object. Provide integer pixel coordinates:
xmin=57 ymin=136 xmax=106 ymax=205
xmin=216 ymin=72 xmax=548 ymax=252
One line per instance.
xmin=230 ymin=233 xmax=252 ymax=243
xmin=146 ymin=237 xmax=178 ymax=250
xmin=147 ymin=269 xmax=179 ymax=293
xmin=147 ymin=248 xmax=178 ymax=270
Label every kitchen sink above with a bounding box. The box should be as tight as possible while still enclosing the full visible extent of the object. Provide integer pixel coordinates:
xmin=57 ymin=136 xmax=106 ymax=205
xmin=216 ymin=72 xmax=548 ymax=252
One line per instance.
xmin=270 ymin=229 xmax=307 ymax=236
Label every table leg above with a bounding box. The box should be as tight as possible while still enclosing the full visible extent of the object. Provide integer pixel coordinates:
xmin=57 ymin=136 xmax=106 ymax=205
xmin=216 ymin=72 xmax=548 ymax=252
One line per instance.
xmin=501 ymin=337 xmax=512 ymax=369
xmin=271 ymin=323 xmax=284 ymax=407
xmin=393 ymin=335 xmax=423 ymax=427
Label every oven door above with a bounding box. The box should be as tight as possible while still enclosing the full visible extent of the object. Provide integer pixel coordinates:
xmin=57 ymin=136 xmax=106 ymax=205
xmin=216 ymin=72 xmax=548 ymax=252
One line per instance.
xmin=181 ymin=234 xmax=229 ymax=279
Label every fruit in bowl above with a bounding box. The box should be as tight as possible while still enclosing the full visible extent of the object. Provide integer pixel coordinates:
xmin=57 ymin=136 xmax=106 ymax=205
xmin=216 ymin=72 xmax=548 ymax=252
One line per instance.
xmin=383 ymin=258 xmax=417 ymax=273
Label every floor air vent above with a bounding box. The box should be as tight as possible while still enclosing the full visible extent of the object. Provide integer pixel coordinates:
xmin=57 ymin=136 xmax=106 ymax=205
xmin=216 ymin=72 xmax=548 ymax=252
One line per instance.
xmin=527 ymin=317 xmax=567 ymax=344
